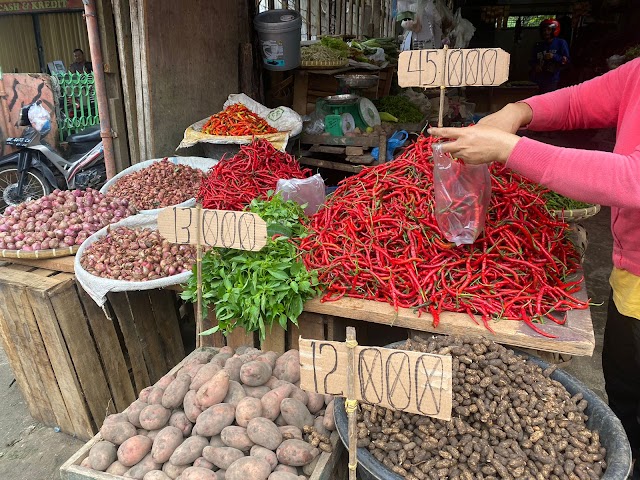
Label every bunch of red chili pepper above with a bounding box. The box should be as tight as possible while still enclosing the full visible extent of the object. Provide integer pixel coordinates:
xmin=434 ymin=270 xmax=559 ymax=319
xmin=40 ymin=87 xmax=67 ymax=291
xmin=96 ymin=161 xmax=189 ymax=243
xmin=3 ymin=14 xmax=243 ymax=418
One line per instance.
xmin=299 ymin=135 xmax=587 ymax=337
xmin=201 ymin=104 xmax=277 ymax=136
xmin=198 ymin=139 xmax=312 ymax=211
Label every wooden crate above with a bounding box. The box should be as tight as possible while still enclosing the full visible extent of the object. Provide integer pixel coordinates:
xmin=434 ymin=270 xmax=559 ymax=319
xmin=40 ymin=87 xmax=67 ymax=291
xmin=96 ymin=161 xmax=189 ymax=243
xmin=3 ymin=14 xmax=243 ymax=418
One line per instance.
xmin=60 ymin=347 xmax=346 ymax=480
xmin=0 ymin=263 xmax=186 ymax=441
xmin=298 ymin=133 xmax=387 ymax=174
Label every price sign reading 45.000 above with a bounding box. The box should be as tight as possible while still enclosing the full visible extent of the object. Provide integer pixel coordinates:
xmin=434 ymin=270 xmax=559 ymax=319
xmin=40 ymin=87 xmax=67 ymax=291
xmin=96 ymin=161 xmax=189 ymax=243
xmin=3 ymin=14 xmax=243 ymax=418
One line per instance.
xmin=398 ymin=48 xmax=510 ymax=88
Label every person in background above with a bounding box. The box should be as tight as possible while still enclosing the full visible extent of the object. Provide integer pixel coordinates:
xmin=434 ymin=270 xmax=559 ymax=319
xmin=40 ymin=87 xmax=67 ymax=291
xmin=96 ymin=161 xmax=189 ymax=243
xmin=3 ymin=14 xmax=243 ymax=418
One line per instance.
xmin=427 ymin=57 xmax=640 ymax=479
xmin=531 ymin=18 xmax=570 ymax=93
xmin=69 ymin=48 xmax=93 ymax=74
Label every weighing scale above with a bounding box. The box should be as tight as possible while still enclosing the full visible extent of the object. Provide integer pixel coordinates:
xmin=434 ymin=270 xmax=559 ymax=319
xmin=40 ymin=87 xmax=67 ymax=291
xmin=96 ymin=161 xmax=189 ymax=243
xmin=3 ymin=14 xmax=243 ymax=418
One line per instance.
xmin=319 ymin=93 xmax=381 ymax=136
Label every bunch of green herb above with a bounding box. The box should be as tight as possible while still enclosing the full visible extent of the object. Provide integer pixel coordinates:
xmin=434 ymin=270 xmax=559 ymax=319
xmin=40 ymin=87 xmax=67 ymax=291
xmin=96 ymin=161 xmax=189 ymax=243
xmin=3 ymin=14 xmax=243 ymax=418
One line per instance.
xmin=301 ymin=44 xmax=347 ymax=62
xmin=373 ymin=95 xmax=424 ymax=123
xmin=181 ymin=193 xmax=321 ymax=340
xmin=320 ymin=36 xmax=350 ymax=56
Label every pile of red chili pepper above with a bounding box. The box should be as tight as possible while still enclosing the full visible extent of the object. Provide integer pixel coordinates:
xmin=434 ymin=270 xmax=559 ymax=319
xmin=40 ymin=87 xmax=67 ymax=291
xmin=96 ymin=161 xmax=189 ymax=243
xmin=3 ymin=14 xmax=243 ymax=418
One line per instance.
xmin=198 ymin=139 xmax=312 ymax=211
xmin=201 ymin=104 xmax=278 ymax=136
xmin=299 ymin=135 xmax=588 ymax=337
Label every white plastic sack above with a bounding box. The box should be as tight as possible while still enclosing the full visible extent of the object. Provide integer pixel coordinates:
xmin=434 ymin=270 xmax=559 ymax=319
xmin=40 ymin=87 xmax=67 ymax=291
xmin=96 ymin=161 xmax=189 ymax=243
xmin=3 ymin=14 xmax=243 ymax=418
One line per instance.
xmin=224 ymin=93 xmax=303 ymax=137
xmin=74 ymin=214 xmax=193 ymax=307
xmin=450 ymin=8 xmax=476 ymax=49
xmin=276 ymin=174 xmax=326 ymax=215
xmin=28 ymin=102 xmax=51 ymax=134
xmin=100 ymin=156 xmax=218 ymax=215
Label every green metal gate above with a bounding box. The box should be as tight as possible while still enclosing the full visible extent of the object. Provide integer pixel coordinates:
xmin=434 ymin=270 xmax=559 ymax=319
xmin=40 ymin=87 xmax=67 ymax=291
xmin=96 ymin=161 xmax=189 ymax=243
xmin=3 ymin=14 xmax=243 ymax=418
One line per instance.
xmin=54 ymin=72 xmax=99 ymax=141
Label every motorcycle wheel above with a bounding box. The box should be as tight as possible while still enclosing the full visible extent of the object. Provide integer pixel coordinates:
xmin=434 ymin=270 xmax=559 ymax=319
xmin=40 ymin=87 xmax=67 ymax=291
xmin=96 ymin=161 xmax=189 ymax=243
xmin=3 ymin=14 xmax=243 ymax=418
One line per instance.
xmin=0 ymin=165 xmax=51 ymax=212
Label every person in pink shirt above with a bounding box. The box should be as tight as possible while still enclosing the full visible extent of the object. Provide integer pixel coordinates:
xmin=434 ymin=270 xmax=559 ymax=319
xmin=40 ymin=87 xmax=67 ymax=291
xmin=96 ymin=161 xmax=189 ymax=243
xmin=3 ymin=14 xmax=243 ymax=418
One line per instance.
xmin=429 ymin=57 xmax=640 ymax=474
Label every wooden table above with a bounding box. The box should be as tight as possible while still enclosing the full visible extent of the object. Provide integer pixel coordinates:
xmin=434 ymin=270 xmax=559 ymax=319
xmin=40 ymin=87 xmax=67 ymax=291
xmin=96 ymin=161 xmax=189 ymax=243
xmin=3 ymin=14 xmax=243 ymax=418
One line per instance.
xmin=7 ymin=255 xmax=595 ymax=357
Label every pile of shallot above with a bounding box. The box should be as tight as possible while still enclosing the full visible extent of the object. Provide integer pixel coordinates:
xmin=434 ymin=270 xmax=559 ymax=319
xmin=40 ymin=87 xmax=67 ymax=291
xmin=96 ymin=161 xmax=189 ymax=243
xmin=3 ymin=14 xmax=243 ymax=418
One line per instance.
xmin=0 ymin=189 xmax=135 ymax=251
xmin=106 ymin=158 xmax=206 ymax=210
xmin=80 ymin=227 xmax=196 ymax=281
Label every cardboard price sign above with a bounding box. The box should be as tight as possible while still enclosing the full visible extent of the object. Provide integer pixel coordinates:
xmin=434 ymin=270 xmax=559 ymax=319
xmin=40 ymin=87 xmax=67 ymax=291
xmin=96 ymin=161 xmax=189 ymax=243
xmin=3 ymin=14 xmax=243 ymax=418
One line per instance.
xmin=299 ymin=338 xmax=453 ymax=420
xmin=157 ymin=206 xmax=267 ymax=251
xmin=398 ymin=48 xmax=510 ymax=88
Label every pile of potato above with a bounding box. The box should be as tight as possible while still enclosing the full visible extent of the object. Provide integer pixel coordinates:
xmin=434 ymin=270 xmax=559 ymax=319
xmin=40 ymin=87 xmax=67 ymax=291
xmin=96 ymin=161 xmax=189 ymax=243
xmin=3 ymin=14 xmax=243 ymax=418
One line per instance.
xmin=356 ymin=335 xmax=607 ymax=480
xmin=82 ymin=346 xmax=336 ymax=480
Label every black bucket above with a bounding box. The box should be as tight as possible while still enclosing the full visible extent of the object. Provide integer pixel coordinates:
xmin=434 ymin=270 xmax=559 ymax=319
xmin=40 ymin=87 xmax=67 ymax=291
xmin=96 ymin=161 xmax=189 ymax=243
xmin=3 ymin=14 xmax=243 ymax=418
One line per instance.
xmin=335 ymin=340 xmax=632 ymax=480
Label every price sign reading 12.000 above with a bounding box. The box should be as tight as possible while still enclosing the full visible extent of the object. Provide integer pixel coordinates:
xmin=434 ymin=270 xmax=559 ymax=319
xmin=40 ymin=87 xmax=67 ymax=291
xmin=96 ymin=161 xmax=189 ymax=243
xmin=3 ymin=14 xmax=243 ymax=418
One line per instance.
xmin=398 ymin=48 xmax=510 ymax=88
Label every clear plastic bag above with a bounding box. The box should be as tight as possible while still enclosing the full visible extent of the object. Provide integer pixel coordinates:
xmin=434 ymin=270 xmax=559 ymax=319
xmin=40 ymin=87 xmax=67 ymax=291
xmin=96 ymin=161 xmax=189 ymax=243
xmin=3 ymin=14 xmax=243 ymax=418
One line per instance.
xmin=28 ymin=102 xmax=51 ymax=135
xmin=276 ymin=174 xmax=326 ymax=215
xmin=433 ymin=142 xmax=491 ymax=245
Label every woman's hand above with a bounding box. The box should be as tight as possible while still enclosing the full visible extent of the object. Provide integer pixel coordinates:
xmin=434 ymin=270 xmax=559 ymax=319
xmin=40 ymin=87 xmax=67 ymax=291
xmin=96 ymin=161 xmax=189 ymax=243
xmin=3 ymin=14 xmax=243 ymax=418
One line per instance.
xmin=427 ymin=124 xmax=521 ymax=165
xmin=476 ymin=102 xmax=533 ymax=134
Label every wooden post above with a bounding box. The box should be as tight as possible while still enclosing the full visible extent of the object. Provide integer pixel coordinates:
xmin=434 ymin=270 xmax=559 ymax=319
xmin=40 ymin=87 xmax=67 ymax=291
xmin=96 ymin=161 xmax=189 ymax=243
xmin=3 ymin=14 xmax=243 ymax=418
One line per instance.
xmin=195 ymin=204 xmax=203 ymax=348
xmin=438 ymin=45 xmax=449 ymax=128
xmin=345 ymin=326 xmax=358 ymax=480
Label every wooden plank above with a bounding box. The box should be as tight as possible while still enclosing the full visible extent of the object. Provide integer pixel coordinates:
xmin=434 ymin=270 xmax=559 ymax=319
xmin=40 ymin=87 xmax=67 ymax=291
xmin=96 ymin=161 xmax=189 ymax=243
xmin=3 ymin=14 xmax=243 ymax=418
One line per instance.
xmin=336 ymin=0 xmax=342 ymax=33
xmin=77 ymin=287 xmax=136 ymax=413
xmin=226 ymin=327 xmax=256 ymax=350
xmin=107 ymin=292 xmax=151 ymax=394
xmin=0 ymin=283 xmax=52 ymax=424
xmin=48 ymin=281 xmax=115 ymax=429
xmin=125 ymin=291 xmax=169 ymax=383
xmin=148 ymin=289 xmax=187 ymax=368
xmin=6 ymin=263 xmax=34 ymax=272
xmin=301 ymin=133 xmax=381 ymax=147
xmin=309 ymin=145 xmax=346 ymax=155
xmin=345 ymin=146 xmax=364 ymax=156
xmin=293 ymin=70 xmax=310 ymax=115
xmin=7 ymin=255 xmax=75 ymax=273
xmin=345 ymin=154 xmax=375 ymax=164
xmin=27 ymin=284 xmax=95 ymax=440
xmin=304 ymin=279 xmax=595 ymax=357
xmin=347 ymin=0 xmax=353 ymax=34
xmin=315 ymin=0 xmax=321 ymax=37
xmin=14 ymin=285 xmax=75 ymax=433
xmin=299 ymin=156 xmax=364 ymax=173
xmin=261 ymin=323 xmax=286 ymax=354
xmin=289 ymin=311 xmax=325 ymax=351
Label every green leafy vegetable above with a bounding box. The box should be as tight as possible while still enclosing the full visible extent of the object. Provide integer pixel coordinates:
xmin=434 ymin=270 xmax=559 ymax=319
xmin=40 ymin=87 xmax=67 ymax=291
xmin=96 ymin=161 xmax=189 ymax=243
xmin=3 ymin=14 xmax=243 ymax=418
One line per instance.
xmin=181 ymin=193 xmax=320 ymax=340
xmin=542 ymin=191 xmax=594 ymax=211
xmin=373 ymin=95 xmax=424 ymax=123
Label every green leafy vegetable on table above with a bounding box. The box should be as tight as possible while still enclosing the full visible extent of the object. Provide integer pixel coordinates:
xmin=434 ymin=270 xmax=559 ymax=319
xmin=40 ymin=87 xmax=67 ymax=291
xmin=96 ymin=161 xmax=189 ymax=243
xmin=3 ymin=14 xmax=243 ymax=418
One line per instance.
xmin=181 ymin=193 xmax=321 ymax=341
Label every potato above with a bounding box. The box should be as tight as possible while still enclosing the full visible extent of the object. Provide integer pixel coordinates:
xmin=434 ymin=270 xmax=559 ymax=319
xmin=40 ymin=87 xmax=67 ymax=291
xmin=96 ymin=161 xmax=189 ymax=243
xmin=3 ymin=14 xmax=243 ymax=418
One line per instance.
xmin=273 ymin=350 xmax=300 ymax=384
xmin=156 ymin=374 xmax=176 ymax=390
xmin=243 ymin=385 xmax=271 ymax=399
xmin=264 ymin=377 xmax=280 ymax=389
xmin=137 ymin=429 xmax=149 ymax=436
xmin=240 ymin=361 xmax=273 ymax=387
xmin=250 ymin=445 xmax=277 ymax=471
xmin=246 ymin=417 xmax=282 ymax=451
xmin=139 ymin=386 xmax=154 ymax=403
xmin=202 ymin=446 xmax=245 ymax=469
xmin=169 ymin=411 xmax=193 ymax=437
xmin=235 ymin=397 xmax=263 ymax=427
xmin=306 ymin=392 xmax=325 ymax=414
xmin=221 ymin=426 xmax=254 ymax=452
xmin=124 ymin=452 xmax=161 ymax=479
xmin=143 ymin=471 xmax=171 ymax=480
xmin=101 ymin=420 xmax=138 ymax=445
xmin=179 ymin=467 xmax=219 ymax=480
xmin=255 ymin=351 xmax=278 ymax=370
xmin=118 ymin=435 xmax=153 ymax=467
xmin=276 ymin=439 xmax=319 ymax=466
xmin=225 ymin=457 xmax=271 ymax=480
xmin=219 ymin=346 xmax=235 ymax=355
xmin=151 ymin=426 xmax=183 ymax=463
xmin=140 ymin=404 xmax=172 ymax=431
xmin=216 ymin=469 xmax=227 ymax=480
xmin=191 ymin=362 xmax=222 ymax=391
xmin=106 ymin=460 xmax=129 ymax=475
xmin=278 ymin=426 xmax=303 ymax=441
xmin=323 ymin=400 xmax=335 ymax=431
xmin=88 ymin=440 xmax=117 ymax=471
xmin=275 ymin=415 xmax=287 ymax=427
xmin=323 ymin=394 xmax=333 ymax=405
xmin=147 ymin=387 xmax=165 ymax=406
xmin=103 ymin=412 xmax=129 ymax=426
xmin=211 ymin=353 xmax=233 ymax=368
xmin=224 ymin=381 xmax=246 ymax=407
xmin=186 ymin=350 xmax=216 ymax=365
xmin=313 ymin=417 xmax=330 ymax=438
xmin=302 ymin=455 xmax=319 ymax=476
xmin=280 ymin=399 xmax=313 ymax=431
xmin=184 ymin=390 xmax=204 ymax=423
xmin=224 ymin=357 xmax=244 ymax=382
xmin=147 ymin=430 xmax=161 ymax=441
xmin=195 ymin=403 xmax=236 ymax=437
xmin=193 ymin=456 xmax=215 ymax=469
xmin=273 ymin=465 xmax=297 ymax=473
xmin=234 ymin=346 xmax=251 ymax=355
xmin=162 ymin=373 xmax=192 ymax=409
xmin=169 ymin=435 xmax=209 ymax=466
xmin=210 ymin=435 xmax=225 ymax=447
xmin=261 ymin=384 xmax=292 ymax=421
xmin=162 ymin=462 xmax=188 ymax=479
xmin=268 ymin=472 xmax=299 ymax=480
xmin=196 ymin=369 xmax=230 ymax=408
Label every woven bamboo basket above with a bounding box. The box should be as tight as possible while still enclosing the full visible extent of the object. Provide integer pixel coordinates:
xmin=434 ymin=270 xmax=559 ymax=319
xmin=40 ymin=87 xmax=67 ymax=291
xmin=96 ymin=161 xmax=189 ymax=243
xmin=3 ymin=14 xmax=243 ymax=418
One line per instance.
xmin=0 ymin=245 xmax=79 ymax=259
xmin=551 ymin=204 xmax=601 ymax=222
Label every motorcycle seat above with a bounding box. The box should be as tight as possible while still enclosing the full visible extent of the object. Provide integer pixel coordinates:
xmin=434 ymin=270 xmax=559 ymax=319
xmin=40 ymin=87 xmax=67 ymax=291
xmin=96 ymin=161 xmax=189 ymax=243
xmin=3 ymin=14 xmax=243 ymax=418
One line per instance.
xmin=67 ymin=126 xmax=101 ymax=144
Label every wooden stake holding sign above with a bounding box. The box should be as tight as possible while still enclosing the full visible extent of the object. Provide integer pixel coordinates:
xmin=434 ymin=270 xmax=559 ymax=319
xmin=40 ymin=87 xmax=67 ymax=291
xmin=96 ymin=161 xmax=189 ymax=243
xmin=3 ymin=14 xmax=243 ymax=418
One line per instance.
xmin=157 ymin=206 xmax=268 ymax=347
xmin=397 ymin=47 xmax=511 ymax=127
xmin=299 ymin=330 xmax=453 ymax=477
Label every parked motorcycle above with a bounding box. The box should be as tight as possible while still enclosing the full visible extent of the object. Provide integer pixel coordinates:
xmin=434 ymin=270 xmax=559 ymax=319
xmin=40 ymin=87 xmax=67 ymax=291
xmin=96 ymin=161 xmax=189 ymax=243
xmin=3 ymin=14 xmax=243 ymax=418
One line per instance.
xmin=0 ymin=101 xmax=106 ymax=211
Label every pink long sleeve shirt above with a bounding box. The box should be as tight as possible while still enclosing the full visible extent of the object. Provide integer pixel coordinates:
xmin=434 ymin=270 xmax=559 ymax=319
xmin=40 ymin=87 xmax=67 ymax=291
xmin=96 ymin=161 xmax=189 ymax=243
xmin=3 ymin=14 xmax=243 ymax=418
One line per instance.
xmin=507 ymin=58 xmax=640 ymax=276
